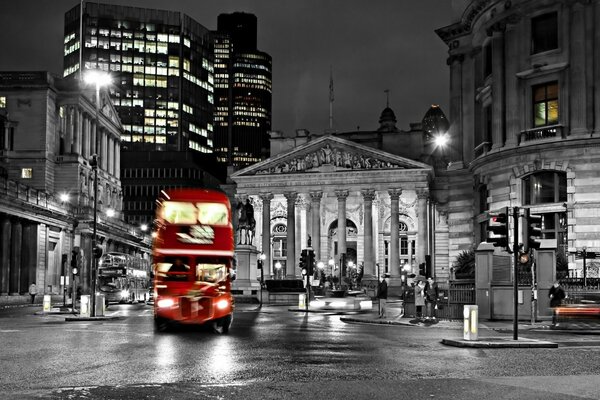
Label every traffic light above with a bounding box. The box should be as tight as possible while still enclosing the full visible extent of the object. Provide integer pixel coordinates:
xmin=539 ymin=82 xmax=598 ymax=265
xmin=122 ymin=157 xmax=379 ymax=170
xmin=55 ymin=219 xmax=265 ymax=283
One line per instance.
xmin=526 ymin=209 xmax=543 ymax=251
xmin=300 ymin=249 xmax=308 ymax=276
xmin=93 ymin=245 xmax=103 ymax=259
xmin=71 ymin=249 xmax=79 ymax=276
xmin=486 ymin=207 xmax=509 ymax=249
xmin=307 ymin=250 xmax=315 ymax=275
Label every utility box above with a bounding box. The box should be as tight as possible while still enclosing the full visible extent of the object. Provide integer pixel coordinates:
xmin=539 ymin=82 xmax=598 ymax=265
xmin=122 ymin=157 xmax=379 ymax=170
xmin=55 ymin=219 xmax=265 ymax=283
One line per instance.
xmin=80 ymin=295 xmax=91 ymax=317
xmin=463 ymin=305 xmax=479 ymax=341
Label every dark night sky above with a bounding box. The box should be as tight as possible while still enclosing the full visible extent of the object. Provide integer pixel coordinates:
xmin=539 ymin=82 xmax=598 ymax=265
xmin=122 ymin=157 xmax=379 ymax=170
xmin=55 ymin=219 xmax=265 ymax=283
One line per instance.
xmin=0 ymin=0 xmax=456 ymax=136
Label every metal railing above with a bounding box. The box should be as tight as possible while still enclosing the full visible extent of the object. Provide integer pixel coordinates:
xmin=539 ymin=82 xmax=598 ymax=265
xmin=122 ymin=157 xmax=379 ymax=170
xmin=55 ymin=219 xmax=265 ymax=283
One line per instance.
xmin=519 ymin=124 xmax=564 ymax=144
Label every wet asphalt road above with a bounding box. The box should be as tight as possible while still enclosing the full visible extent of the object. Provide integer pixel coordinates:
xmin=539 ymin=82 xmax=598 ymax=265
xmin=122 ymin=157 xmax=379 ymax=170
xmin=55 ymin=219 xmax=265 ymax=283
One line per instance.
xmin=1 ymin=303 xmax=600 ymax=399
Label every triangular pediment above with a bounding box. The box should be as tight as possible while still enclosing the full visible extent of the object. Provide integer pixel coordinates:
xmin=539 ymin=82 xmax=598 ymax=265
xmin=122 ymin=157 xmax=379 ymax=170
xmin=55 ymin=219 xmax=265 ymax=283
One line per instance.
xmin=99 ymin=90 xmax=122 ymax=130
xmin=232 ymin=135 xmax=431 ymax=178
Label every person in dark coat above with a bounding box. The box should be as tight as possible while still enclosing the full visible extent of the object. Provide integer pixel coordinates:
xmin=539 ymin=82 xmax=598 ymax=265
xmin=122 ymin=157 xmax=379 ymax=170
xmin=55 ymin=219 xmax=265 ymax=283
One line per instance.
xmin=549 ymin=280 xmax=566 ymax=325
xmin=377 ymin=273 xmax=389 ymax=318
xmin=549 ymin=281 xmax=566 ymax=307
xmin=424 ymin=277 xmax=439 ymax=323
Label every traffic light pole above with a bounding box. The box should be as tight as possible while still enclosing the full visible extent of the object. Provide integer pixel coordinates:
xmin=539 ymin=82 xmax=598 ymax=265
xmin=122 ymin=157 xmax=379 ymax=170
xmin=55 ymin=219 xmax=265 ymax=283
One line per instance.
xmin=513 ymin=206 xmax=519 ymax=341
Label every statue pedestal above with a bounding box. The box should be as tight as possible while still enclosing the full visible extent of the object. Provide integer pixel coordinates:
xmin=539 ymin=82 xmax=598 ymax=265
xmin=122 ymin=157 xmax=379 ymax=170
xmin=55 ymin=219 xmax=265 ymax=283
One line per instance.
xmin=233 ymin=244 xmax=260 ymax=297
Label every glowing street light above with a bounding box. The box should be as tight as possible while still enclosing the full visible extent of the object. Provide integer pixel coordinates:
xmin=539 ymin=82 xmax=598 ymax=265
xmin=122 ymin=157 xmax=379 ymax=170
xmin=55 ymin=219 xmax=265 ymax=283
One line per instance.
xmin=60 ymin=193 xmax=70 ymax=203
xmin=140 ymin=224 xmax=148 ymax=232
xmin=434 ymin=133 xmax=449 ymax=148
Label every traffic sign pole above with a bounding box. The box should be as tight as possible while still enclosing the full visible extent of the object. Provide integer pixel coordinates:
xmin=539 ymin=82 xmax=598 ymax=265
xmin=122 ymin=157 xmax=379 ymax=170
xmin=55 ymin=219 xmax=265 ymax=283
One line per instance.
xmin=513 ymin=206 xmax=519 ymax=341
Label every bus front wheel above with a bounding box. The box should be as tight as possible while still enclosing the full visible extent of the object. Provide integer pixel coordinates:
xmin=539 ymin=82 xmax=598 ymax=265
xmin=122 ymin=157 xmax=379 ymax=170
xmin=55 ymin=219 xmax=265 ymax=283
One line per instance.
xmin=212 ymin=314 xmax=232 ymax=334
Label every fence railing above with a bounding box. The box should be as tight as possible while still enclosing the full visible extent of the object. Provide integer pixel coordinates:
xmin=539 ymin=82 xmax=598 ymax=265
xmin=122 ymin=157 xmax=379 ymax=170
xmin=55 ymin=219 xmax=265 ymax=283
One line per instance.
xmin=402 ymin=280 xmax=476 ymax=320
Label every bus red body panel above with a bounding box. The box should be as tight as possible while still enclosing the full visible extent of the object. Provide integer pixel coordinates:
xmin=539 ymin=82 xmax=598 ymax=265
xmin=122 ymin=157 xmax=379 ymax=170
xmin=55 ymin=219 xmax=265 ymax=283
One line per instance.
xmin=152 ymin=189 xmax=235 ymax=330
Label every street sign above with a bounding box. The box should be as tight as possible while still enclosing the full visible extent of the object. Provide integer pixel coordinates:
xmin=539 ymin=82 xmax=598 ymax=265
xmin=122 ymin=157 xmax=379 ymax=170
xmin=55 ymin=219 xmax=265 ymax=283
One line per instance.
xmin=575 ymin=251 xmax=597 ymax=259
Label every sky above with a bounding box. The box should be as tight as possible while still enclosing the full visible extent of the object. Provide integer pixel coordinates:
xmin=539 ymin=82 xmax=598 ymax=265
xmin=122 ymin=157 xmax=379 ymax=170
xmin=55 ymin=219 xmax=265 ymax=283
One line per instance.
xmin=0 ymin=0 xmax=456 ymax=136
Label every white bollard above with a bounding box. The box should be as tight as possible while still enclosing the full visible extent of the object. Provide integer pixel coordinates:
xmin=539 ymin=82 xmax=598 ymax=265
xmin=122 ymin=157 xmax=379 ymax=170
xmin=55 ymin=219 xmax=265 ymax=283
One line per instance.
xmin=43 ymin=295 xmax=51 ymax=312
xmin=80 ymin=295 xmax=91 ymax=317
xmin=463 ymin=305 xmax=478 ymax=341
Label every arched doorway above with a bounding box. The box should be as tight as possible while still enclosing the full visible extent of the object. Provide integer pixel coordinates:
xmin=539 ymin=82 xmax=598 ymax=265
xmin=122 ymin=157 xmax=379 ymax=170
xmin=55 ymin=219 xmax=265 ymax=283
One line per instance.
xmin=327 ymin=218 xmax=358 ymax=274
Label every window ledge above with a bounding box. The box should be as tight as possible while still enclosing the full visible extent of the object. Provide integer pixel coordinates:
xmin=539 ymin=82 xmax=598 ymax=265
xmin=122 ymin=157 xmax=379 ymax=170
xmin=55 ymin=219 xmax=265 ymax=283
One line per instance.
xmin=516 ymin=62 xmax=568 ymax=79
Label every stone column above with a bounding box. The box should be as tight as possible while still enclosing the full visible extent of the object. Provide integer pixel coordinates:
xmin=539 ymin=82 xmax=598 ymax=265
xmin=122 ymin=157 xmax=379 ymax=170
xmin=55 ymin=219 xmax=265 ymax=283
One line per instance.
xmin=102 ymin=131 xmax=108 ymax=170
xmin=73 ymin=107 xmax=81 ymax=154
xmin=595 ymin=2 xmax=600 ymax=134
xmin=284 ymin=192 xmax=297 ymax=277
xmin=417 ymin=189 xmax=429 ymax=269
xmin=491 ymin=30 xmax=505 ymax=148
xmin=0 ymin=216 xmax=11 ymax=295
xmin=448 ymin=54 xmax=464 ymax=162
xmin=115 ymin=139 xmax=120 ymax=179
xmin=362 ymin=189 xmax=376 ymax=277
xmin=65 ymin=106 xmax=73 ymax=154
xmin=295 ymin=196 xmax=303 ymax=262
xmin=260 ymin=193 xmax=273 ymax=275
xmin=335 ymin=190 xmax=349 ymax=260
xmin=309 ymin=191 xmax=323 ymax=261
xmin=388 ymin=189 xmax=401 ymax=277
xmin=9 ymin=218 xmax=22 ymax=295
xmin=570 ymin=2 xmax=588 ymax=135
xmin=91 ymin=120 xmax=97 ymax=156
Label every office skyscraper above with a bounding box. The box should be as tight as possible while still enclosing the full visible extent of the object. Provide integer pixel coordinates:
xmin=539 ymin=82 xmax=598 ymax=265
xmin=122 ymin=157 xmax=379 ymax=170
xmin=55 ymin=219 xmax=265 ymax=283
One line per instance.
xmin=214 ymin=12 xmax=272 ymax=168
xmin=63 ymin=2 xmax=221 ymax=226
xmin=64 ymin=2 xmax=215 ymax=154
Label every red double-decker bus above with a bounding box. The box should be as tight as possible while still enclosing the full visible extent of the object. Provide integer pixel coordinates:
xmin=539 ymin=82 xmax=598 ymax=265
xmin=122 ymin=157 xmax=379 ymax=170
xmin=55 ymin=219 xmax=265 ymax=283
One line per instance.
xmin=152 ymin=189 xmax=235 ymax=333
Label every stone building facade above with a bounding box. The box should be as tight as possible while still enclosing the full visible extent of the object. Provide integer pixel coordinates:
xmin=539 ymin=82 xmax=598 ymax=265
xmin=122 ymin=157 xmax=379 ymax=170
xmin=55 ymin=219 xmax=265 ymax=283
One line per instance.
xmin=436 ymin=0 xmax=600 ymax=277
xmin=0 ymin=72 xmax=150 ymax=304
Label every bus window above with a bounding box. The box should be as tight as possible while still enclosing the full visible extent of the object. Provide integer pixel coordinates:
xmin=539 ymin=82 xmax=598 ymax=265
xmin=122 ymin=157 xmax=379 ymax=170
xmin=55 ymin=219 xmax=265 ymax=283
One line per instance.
xmin=155 ymin=258 xmax=191 ymax=281
xmin=196 ymin=263 xmax=227 ymax=283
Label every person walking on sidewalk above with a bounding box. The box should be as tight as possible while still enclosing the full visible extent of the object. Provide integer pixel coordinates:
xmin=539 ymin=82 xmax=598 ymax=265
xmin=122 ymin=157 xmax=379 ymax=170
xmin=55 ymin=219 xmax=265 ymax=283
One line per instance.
xmin=29 ymin=283 xmax=37 ymax=304
xmin=549 ymin=280 xmax=566 ymax=325
xmin=414 ymin=279 xmax=426 ymax=321
xmin=377 ymin=273 xmax=389 ymax=318
xmin=424 ymin=277 xmax=439 ymax=324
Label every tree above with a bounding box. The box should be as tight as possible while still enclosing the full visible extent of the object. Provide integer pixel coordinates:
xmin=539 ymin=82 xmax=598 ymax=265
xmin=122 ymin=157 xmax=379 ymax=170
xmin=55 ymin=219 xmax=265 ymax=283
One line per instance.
xmin=452 ymin=249 xmax=475 ymax=280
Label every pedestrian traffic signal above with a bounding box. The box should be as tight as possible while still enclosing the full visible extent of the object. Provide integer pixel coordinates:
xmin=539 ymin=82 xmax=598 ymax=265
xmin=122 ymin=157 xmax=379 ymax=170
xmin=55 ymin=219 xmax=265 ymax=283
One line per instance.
xmin=526 ymin=209 xmax=543 ymax=251
xmin=486 ymin=207 xmax=509 ymax=249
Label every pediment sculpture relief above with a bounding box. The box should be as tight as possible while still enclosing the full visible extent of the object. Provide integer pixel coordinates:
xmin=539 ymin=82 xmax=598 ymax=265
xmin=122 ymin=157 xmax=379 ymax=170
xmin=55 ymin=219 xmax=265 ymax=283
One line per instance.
xmin=256 ymin=144 xmax=404 ymax=174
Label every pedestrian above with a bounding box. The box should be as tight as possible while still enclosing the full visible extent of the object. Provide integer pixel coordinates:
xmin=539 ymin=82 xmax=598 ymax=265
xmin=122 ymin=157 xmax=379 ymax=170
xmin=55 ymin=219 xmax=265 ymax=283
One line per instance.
xmin=29 ymin=283 xmax=37 ymax=304
xmin=413 ymin=279 xmax=426 ymax=321
xmin=377 ymin=273 xmax=389 ymax=318
xmin=549 ymin=280 xmax=566 ymax=325
xmin=424 ymin=277 xmax=439 ymax=324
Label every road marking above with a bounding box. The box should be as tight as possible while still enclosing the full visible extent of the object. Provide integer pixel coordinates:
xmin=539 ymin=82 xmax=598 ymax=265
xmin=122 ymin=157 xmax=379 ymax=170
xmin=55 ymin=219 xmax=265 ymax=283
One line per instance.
xmin=0 ymin=330 xmax=21 ymax=333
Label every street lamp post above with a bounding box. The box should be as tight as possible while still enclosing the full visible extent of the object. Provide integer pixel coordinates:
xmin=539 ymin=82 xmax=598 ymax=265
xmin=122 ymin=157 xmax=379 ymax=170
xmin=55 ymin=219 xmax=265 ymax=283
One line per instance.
xmin=258 ymin=253 xmax=266 ymax=305
xmin=84 ymin=70 xmax=111 ymax=317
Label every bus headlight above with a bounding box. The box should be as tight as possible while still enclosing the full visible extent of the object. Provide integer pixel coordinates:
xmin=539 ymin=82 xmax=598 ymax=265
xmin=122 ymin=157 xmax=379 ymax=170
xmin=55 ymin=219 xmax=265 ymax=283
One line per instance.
xmin=216 ymin=299 xmax=229 ymax=310
xmin=121 ymin=290 xmax=129 ymax=298
xmin=157 ymin=298 xmax=175 ymax=308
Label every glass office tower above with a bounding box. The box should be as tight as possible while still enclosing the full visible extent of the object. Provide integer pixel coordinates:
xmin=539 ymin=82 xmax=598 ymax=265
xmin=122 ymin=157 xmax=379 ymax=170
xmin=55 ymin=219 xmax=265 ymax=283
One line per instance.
xmin=214 ymin=12 xmax=272 ymax=168
xmin=64 ymin=2 xmax=215 ymax=154
xmin=63 ymin=3 xmax=221 ymax=227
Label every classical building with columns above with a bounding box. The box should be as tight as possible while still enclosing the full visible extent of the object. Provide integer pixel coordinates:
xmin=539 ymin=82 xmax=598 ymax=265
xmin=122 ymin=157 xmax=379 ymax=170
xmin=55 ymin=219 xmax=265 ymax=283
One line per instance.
xmin=0 ymin=72 xmax=150 ymax=304
xmin=225 ymin=107 xmax=451 ymax=295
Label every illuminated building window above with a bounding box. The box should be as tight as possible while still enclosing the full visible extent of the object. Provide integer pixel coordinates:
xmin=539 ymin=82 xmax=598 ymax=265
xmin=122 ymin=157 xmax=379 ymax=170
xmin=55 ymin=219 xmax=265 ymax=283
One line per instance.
xmin=21 ymin=168 xmax=33 ymax=179
xmin=533 ymin=82 xmax=559 ymax=127
xmin=0 ymin=96 xmax=6 ymax=108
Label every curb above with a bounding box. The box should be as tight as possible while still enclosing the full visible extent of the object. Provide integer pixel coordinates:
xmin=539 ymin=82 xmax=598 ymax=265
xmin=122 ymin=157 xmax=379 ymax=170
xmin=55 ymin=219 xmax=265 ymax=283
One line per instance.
xmin=441 ymin=338 xmax=558 ymax=348
xmin=65 ymin=315 xmax=122 ymax=322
